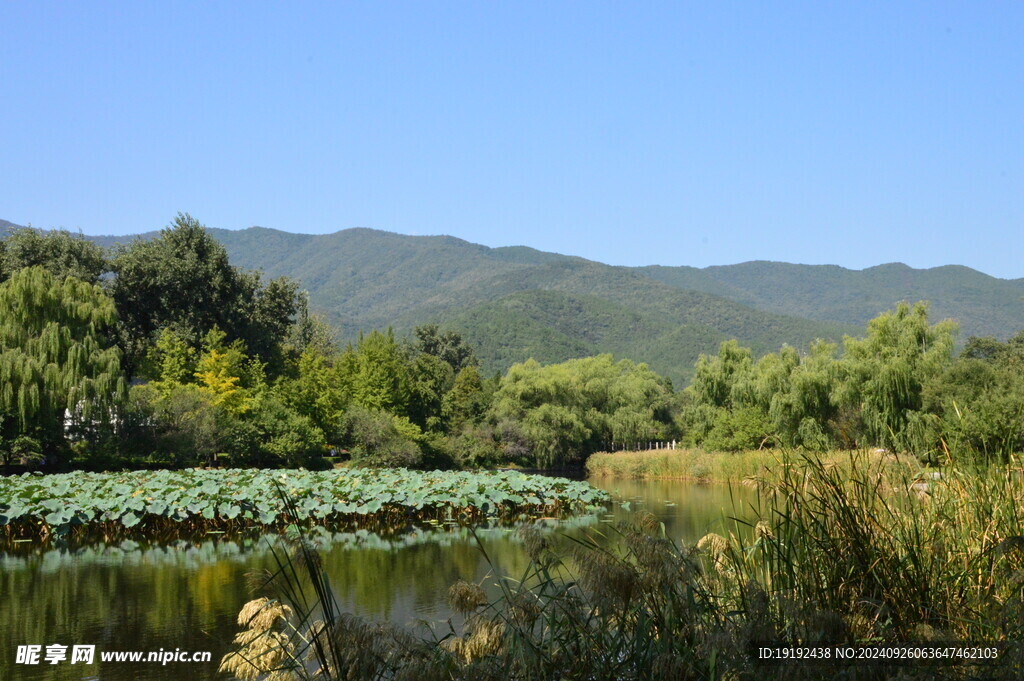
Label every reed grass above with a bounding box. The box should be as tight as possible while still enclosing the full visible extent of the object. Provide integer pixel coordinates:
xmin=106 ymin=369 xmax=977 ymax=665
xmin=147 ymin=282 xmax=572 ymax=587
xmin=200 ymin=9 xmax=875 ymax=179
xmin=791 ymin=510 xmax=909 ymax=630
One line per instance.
xmin=220 ymin=452 xmax=1024 ymax=680
xmin=585 ymin=447 xmax=919 ymax=484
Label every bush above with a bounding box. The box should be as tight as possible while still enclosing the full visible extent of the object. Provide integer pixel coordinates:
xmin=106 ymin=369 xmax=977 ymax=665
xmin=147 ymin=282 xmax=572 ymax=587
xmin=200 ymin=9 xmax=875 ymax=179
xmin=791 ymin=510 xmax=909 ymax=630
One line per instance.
xmin=249 ymin=397 xmax=328 ymax=468
xmin=339 ymin=406 xmax=424 ymax=468
xmin=702 ymin=406 xmax=775 ymax=451
xmin=446 ymin=423 xmax=503 ymax=469
xmin=127 ymin=383 xmax=228 ymax=467
xmin=0 ymin=435 xmax=43 ymax=469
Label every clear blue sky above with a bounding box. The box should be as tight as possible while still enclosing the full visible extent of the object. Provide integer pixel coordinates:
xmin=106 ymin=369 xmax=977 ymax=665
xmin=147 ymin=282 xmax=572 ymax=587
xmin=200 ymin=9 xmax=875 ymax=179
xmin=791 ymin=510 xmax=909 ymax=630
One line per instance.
xmin=2 ymin=2 xmax=1022 ymax=278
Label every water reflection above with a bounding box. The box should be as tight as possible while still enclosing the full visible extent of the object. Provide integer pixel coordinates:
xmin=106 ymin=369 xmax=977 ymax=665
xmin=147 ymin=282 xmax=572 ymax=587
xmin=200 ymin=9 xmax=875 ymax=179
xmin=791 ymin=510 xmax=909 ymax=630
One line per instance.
xmin=0 ymin=478 xmax=753 ymax=681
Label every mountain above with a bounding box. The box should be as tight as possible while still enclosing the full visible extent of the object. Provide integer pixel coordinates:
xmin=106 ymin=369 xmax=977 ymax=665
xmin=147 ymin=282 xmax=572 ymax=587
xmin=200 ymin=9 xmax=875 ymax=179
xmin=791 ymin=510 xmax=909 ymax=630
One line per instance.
xmin=0 ymin=218 xmax=24 ymax=235
xmin=4 ymin=219 xmax=1022 ymax=383
xmin=194 ymin=228 xmax=858 ymax=384
xmin=639 ymin=261 xmax=1024 ymax=341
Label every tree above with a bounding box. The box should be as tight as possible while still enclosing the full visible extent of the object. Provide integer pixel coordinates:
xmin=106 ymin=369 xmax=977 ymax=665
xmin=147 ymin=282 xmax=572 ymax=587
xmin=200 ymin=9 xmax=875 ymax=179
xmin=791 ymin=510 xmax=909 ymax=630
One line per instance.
xmin=0 ymin=228 xmax=108 ymax=284
xmin=109 ymin=213 xmax=300 ymax=375
xmin=337 ymin=329 xmax=411 ymax=415
xmin=923 ymin=329 xmax=1024 ymax=462
xmin=339 ymin=406 xmax=423 ymax=468
xmin=490 ymin=355 xmax=674 ymax=465
xmin=412 ymin=324 xmax=477 ymax=373
xmin=276 ymin=349 xmax=347 ymax=440
xmin=689 ymin=340 xmax=753 ymax=409
xmin=0 ymin=267 xmax=125 ymax=458
xmin=442 ymin=365 xmax=488 ymax=430
xmin=836 ymin=302 xmax=956 ymax=451
xmin=406 ymin=352 xmax=454 ymax=431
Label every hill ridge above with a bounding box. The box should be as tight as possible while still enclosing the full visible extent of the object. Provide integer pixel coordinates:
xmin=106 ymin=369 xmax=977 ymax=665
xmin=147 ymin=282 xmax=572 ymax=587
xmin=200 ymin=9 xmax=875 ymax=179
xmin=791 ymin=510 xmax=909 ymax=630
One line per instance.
xmin=3 ymin=218 xmax=1022 ymax=382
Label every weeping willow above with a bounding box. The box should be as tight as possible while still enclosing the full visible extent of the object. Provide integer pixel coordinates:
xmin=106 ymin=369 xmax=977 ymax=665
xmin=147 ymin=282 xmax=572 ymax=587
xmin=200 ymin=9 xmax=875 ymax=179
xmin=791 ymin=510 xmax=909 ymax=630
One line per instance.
xmin=839 ymin=301 xmax=957 ymax=450
xmin=0 ymin=266 xmax=126 ymax=453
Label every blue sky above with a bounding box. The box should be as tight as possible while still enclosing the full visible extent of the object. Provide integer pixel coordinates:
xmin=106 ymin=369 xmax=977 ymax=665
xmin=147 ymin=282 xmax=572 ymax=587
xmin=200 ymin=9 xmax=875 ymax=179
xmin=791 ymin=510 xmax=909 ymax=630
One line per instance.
xmin=2 ymin=2 xmax=1022 ymax=278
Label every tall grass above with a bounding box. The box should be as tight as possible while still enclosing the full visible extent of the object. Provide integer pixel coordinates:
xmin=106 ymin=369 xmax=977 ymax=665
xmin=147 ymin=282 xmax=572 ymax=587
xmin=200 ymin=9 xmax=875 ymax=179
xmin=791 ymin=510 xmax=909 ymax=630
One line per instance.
xmin=220 ymin=453 xmax=1024 ymax=680
xmin=585 ymin=447 xmax=917 ymax=483
xmin=720 ymin=454 xmax=1024 ymax=644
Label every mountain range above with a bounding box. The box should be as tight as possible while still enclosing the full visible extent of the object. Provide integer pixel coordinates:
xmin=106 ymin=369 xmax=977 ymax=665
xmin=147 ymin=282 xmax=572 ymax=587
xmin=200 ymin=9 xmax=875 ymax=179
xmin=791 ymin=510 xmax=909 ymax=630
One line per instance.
xmin=4 ymin=219 xmax=1023 ymax=385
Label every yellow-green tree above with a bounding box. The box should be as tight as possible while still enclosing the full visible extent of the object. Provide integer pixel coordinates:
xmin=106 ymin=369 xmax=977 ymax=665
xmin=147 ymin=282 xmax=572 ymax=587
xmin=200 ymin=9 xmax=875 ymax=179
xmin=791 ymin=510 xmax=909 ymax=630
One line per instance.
xmin=193 ymin=329 xmax=259 ymax=415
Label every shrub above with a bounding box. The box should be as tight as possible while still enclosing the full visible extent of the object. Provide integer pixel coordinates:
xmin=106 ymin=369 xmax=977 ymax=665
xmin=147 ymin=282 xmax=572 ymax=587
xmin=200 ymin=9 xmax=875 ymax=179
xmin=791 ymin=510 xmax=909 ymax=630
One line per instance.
xmin=340 ymin=406 xmax=424 ymax=468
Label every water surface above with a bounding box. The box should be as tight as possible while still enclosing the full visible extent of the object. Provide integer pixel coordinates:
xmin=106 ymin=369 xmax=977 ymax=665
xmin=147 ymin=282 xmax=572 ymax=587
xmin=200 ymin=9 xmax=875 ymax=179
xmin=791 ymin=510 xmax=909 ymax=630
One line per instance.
xmin=0 ymin=476 xmax=753 ymax=680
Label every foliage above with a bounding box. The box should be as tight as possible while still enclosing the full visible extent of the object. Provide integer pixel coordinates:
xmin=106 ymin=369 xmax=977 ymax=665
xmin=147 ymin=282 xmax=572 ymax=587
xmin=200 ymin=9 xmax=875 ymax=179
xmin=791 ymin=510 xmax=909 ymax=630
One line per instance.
xmin=412 ymin=323 xmax=477 ymax=373
xmin=193 ymin=328 xmax=261 ymax=415
xmin=339 ymin=406 xmax=424 ymax=468
xmin=0 ymin=267 xmax=126 ymax=459
xmin=127 ymin=383 xmax=228 ymax=468
xmin=835 ymin=301 xmax=957 ymax=451
xmin=442 ymin=365 xmax=489 ymax=430
xmin=336 ymin=329 xmax=412 ymax=416
xmin=678 ymin=302 xmax=995 ymax=459
xmin=109 ymin=213 xmax=301 ymax=375
xmin=275 ymin=349 xmax=347 ymax=441
xmin=922 ymin=330 xmax=1024 ymax=462
xmin=225 ymin=396 xmax=327 ymax=468
xmin=0 ymin=227 xmax=108 ymax=284
xmin=0 ymin=468 xmax=608 ymax=539
xmin=0 ymin=435 xmax=43 ymax=469
xmin=490 ymin=354 xmax=674 ymax=467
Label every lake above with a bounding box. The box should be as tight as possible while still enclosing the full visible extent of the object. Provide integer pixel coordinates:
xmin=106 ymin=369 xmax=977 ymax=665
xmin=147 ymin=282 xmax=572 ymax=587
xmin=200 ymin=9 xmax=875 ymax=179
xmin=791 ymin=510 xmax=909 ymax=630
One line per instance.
xmin=0 ymin=476 xmax=755 ymax=681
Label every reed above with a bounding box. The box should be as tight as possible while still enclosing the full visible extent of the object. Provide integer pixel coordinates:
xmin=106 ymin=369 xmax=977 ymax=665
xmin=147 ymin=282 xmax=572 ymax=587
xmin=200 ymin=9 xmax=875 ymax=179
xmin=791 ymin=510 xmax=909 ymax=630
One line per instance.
xmin=585 ymin=447 xmax=917 ymax=484
xmin=220 ymin=452 xmax=1024 ymax=680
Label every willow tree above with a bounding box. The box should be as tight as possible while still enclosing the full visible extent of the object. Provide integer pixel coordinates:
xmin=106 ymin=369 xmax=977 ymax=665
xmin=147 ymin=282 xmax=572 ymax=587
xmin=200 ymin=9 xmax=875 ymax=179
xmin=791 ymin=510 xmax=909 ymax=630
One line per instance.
xmin=0 ymin=266 xmax=126 ymax=457
xmin=836 ymin=301 xmax=956 ymax=450
xmin=491 ymin=355 xmax=674 ymax=465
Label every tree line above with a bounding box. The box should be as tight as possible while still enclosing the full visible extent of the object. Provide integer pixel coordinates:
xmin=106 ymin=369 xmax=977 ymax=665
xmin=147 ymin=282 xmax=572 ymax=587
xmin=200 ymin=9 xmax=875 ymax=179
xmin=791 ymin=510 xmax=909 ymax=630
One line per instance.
xmin=1 ymin=215 xmax=1021 ymax=471
xmin=679 ymin=302 xmax=1024 ymax=462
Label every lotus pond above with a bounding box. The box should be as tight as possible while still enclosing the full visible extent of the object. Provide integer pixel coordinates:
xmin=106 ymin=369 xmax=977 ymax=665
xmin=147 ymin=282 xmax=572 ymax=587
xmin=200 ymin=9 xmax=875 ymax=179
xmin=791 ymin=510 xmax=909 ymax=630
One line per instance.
xmin=0 ymin=468 xmax=608 ymax=541
xmin=0 ymin=474 xmax=754 ymax=681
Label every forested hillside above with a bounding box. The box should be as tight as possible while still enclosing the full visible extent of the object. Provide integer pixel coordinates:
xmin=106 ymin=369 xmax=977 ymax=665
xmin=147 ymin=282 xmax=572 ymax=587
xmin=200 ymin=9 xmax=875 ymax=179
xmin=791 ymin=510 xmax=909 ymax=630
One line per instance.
xmin=68 ymin=224 xmax=854 ymax=382
xmin=640 ymin=260 xmax=1024 ymax=340
xmin=5 ymin=219 xmax=1022 ymax=382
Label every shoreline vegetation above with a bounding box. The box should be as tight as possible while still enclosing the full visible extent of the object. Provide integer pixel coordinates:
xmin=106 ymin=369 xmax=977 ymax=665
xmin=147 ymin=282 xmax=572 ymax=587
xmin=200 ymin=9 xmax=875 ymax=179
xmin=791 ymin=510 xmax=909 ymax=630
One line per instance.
xmin=220 ymin=451 xmax=1024 ymax=680
xmin=585 ymin=447 xmax=924 ymax=484
xmin=2 ymin=219 xmax=1022 ymax=478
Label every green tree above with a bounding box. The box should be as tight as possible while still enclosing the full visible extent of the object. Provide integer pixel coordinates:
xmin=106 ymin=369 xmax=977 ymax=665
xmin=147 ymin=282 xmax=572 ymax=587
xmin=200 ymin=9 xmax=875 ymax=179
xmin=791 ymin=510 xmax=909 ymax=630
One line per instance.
xmin=442 ymin=365 xmax=488 ymax=430
xmin=109 ymin=213 xmax=300 ymax=375
xmin=836 ymin=301 xmax=957 ymax=451
xmin=412 ymin=324 xmax=477 ymax=373
xmin=337 ymin=329 xmax=411 ymax=415
xmin=128 ymin=382 xmax=227 ymax=468
xmin=146 ymin=328 xmax=198 ymax=385
xmin=0 ymin=267 xmax=125 ymax=459
xmin=490 ymin=355 xmax=674 ymax=466
xmin=339 ymin=406 xmax=423 ymax=468
xmin=406 ymin=352 xmax=454 ymax=431
xmin=923 ymin=330 xmax=1024 ymax=462
xmin=689 ymin=340 xmax=753 ymax=409
xmin=0 ymin=228 xmax=108 ymax=284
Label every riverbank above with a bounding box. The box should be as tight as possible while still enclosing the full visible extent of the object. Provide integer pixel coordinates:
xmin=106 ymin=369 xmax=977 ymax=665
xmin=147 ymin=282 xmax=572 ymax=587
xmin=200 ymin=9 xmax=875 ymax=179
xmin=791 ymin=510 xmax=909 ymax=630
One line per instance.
xmin=585 ymin=447 xmax=919 ymax=483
